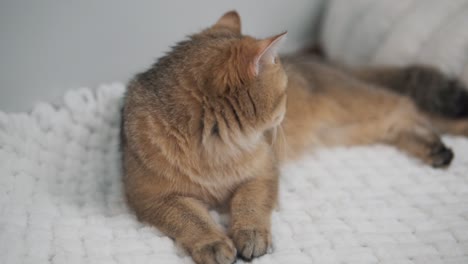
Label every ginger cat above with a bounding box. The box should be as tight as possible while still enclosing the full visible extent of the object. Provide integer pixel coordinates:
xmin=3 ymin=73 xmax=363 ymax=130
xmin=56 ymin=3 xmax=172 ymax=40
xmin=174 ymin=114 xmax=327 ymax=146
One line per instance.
xmin=121 ymin=11 xmax=468 ymax=264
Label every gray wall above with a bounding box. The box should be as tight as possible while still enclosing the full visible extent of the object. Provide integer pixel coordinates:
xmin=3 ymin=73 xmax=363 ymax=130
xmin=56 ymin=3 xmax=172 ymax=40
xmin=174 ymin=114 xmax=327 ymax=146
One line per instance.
xmin=0 ymin=0 xmax=323 ymax=112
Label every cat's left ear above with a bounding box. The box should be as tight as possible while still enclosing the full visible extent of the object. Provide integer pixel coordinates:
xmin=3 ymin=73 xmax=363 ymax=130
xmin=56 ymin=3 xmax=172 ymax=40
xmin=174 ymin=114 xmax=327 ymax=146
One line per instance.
xmin=213 ymin=10 xmax=241 ymax=34
xmin=250 ymin=31 xmax=287 ymax=76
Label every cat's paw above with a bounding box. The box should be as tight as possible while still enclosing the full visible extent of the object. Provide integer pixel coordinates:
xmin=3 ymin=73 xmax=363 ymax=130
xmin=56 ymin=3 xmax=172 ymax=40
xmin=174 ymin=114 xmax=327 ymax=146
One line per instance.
xmin=428 ymin=142 xmax=454 ymax=168
xmin=231 ymin=228 xmax=271 ymax=260
xmin=191 ymin=237 xmax=237 ymax=264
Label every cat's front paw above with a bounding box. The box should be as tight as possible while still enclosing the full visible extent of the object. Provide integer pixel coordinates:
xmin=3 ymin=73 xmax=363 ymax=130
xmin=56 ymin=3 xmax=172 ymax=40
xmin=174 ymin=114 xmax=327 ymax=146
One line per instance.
xmin=191 ymin=237 xmax=236 ymax=264
xmin=231 ymin=227 xmax=271 ymax=260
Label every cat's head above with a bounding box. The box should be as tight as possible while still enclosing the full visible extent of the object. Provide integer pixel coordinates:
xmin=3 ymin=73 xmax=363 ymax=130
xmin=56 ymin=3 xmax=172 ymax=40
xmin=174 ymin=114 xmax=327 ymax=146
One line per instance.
xmin=143 ymin=11 xmax=288 ymax=154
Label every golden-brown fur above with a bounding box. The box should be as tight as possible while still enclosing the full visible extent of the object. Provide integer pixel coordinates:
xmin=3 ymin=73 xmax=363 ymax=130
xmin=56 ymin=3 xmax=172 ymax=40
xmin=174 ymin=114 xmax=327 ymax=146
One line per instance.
xmin=279 ymin=56 xmax=461 ymax=165
xmin=121 ymin=11 xmax=468 ymax=264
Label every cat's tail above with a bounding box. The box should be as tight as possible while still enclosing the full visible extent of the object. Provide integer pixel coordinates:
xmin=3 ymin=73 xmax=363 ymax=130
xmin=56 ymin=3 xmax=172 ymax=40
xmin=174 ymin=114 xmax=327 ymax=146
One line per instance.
xmin=353 ymin=65 xmax=468 ymax=119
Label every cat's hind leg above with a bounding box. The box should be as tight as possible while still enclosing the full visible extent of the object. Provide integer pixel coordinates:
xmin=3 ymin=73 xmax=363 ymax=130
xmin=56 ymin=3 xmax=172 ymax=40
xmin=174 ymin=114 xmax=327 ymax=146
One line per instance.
xmin=321 ymin=98 xmax=454 ymax=168
xmin=385 ymin=122 xmax=454 ymax=168
xmin=429 ymin=115 xmax=468 ymax=137
xmin=378 ymin=103 xmax=454 ymax=168
xmin=285 ymin=61 xmax=457 ymax=167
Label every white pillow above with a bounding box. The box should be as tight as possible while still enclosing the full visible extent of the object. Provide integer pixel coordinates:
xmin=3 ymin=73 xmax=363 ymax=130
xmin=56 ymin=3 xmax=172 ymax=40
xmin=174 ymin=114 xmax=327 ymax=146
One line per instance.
xmin=321 ymin=0 xmax=468 ymax=84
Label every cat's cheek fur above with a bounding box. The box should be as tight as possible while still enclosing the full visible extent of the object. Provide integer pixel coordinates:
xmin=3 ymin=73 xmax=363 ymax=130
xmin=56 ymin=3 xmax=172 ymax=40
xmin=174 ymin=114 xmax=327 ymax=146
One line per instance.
xmin=271 ymin=96 xmax=287 ymax=128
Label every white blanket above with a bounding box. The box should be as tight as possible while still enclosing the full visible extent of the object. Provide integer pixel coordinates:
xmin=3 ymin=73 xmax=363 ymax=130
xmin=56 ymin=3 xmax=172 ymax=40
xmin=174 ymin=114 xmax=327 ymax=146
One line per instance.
xmin=1 ymin=84 xmax=468 ymax=263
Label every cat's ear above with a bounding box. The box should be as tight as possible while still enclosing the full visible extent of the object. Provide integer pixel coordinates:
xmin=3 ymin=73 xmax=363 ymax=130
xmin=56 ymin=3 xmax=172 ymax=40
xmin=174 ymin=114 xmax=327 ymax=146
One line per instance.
xmin=250 ymin=32 xmax=287 ymax=76
xmin=213 ymin=10 xmax=241 ymax=34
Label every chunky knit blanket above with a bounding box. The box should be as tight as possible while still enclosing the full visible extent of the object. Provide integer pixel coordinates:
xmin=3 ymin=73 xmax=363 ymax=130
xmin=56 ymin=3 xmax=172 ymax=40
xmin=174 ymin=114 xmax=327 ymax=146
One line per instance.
xmin=1 ymin=84 xmax=468 ymax=263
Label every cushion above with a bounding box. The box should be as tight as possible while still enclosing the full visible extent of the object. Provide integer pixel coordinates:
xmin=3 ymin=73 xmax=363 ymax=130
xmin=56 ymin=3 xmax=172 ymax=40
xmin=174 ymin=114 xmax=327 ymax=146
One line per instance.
xmin=321 ymin=0 xmax=468 ymax=84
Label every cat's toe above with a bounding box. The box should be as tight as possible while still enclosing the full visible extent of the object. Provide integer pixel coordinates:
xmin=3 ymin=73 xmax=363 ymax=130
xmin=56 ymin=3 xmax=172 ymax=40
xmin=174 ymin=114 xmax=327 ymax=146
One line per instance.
xmin=191 ymin=237 xmax=237 ymax=264
xmin=231 ymin=228 xmax=271 ymax=260
xmin=429 ymin=143 xmax=454 ymax=168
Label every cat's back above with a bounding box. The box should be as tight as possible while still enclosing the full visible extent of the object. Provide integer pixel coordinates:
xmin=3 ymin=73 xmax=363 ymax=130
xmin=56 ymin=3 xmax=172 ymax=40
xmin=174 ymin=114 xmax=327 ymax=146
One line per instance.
xmin=282 ymin=55 xmax=356 ymax=92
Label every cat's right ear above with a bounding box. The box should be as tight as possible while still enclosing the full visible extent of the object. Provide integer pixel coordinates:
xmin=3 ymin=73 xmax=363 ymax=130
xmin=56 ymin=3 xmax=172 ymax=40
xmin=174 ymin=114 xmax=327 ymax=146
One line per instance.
xmin=212 ymin=10 xmax=241 ymax=34
xmin=249 ymin=32 xmax=287 ymax=76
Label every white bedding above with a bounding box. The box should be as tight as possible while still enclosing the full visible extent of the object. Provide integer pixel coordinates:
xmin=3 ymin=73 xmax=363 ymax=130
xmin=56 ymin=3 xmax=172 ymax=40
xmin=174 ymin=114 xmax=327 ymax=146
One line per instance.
xmin=1 ymin=84 xmax=468 ymax=263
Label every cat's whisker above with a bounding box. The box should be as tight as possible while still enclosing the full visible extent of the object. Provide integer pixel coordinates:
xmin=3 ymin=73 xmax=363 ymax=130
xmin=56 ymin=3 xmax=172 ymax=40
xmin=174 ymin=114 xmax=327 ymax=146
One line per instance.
xmin=279 ymin=123 xmax=290 ymax=158
xmin=280 ymin=124 xmax=289 ymax=150
xmin=271 ymin=126 xmax=278 ymax=146
xmin=269 ymin=123 xmax=289 ymax=161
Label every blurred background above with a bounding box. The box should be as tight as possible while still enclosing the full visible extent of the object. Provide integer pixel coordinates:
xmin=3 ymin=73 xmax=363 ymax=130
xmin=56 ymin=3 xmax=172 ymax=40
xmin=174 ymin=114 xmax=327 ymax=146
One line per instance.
xmin=0 ymin=0 xmax=323 ymax=112
xmin=2 ymin=0 xmax=468 ymax=112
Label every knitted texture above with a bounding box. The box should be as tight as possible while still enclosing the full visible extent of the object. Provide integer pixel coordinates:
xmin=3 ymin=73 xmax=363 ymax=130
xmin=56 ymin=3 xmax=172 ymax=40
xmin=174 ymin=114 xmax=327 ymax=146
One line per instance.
xmin=1 ymin=84 xmax=468 ymax=263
